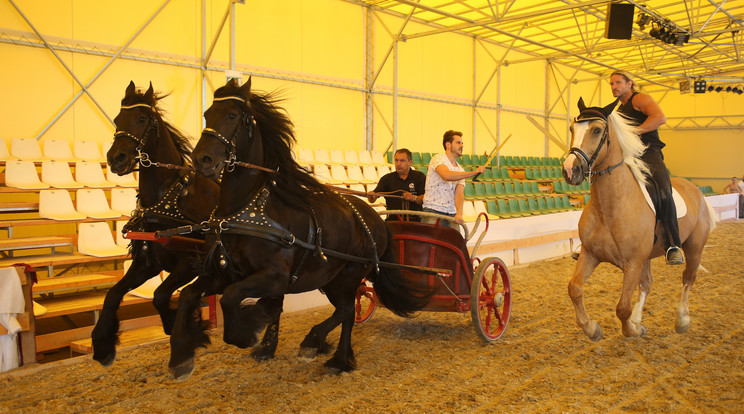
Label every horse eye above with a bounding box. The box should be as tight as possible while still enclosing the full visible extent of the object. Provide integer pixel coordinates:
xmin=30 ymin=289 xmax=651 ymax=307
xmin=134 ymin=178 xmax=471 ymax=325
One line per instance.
xmin=593 ymin=127 xmax=602 ymax=134
xmin=228 ymin=113 xmax=238 ymax=120
xmin=138 ymin=116 xmax=147 ymax=123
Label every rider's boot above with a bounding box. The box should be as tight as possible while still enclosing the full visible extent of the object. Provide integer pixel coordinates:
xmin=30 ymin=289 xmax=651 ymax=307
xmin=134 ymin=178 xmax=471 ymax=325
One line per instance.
xmin=665 ymin=246 xmax=685 ymax=265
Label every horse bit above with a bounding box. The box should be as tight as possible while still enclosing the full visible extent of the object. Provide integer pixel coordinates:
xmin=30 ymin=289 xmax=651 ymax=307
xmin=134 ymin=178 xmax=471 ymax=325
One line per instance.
xmin=200 ymin=96 xmax=276 ymax=174
xmin=113 ymin=103 xmax=189 ymax=171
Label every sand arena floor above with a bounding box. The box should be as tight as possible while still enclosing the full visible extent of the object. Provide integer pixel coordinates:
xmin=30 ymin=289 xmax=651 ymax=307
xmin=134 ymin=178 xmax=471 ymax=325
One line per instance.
xmin=1 ymin=221 xmax=743 ymax=413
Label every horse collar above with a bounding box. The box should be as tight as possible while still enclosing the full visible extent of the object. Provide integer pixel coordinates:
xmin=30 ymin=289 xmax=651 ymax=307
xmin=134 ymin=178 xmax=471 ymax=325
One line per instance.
xmin=132 ymin=169 xmax=197 ymax=226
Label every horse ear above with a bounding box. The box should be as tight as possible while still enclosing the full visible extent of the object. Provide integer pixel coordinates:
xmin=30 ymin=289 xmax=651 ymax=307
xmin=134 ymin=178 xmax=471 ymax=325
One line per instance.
xmin=125 ymin=81 xmax=136 ymax=97
xmin=240 ymin=76 xmax=252 ymax=100
xmin=577 ymin=97 xmax=587 ymax=112
xmin=144 ymin=82 xmax=154 ymax=102
xmin=601 ymin=98 xmax=620 ymax=117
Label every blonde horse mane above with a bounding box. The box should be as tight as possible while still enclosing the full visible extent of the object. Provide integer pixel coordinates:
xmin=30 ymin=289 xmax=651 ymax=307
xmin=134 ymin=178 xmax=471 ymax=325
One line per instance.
xmin=608 ymin=111 xmax=651 ymax=184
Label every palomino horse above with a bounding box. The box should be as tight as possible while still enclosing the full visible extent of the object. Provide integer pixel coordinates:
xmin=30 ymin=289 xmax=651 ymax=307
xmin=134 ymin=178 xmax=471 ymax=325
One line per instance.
xmin=91 ymin=82 xmax=219 ymax=366
xmin=562 ymin=98 xmax=714 ymax=341
xmin=167 ymin=78 xmax=431 ymax=380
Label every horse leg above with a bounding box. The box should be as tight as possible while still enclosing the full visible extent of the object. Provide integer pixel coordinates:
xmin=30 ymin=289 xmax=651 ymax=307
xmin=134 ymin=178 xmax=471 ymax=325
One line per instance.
xmin=152 ymin=265 xmax=196 ymax=335
xmin=677 ymin=240 xmax=703 ymax=333
xmin=220 ymin=274 xmax=278 ymax=349
xmin=91 ymin=260 xmax=160 ymax=366
xmin=568 ymin=251 xmax=603 ymax=341
xmin=618 ymin=261 xmax=647 ymax=338
xmin=169 ymin=278 xmax=213 ymax=380
xmin=630 ymin=260 xmax=653 ymax=331
xmin=250 ymin=295 xmax=284 ymax=361
xmin=318 ymin=272 xmax=361 ymax=373
xmin=298 ymin=271 xmax=361 ymax=363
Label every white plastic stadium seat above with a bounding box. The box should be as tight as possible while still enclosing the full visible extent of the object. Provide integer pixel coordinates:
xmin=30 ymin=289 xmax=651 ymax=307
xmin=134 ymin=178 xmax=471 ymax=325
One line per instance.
xmin=358 ymin=150 xmax=373 ymax=165
xmin=43 ymin=139 xmax=77 ymax=161
xmin=329 ymin=164 xmax=352 ymax=185
xmin=77 ymin=222 xmax=129 ymax=257
xmin=348 ymin=183 xmax=368 ymax=200
xmin=344 ymin=150 xmax=360 ymax=165
xmin=346 ymin=165 xmax=372 ymax=184
xmin=5 ymin=160 xmax=49 ymax=189
xmin=110 ymin=188 xmax=137 ymax=217
xmin=75 ymin=161 xmax=114 ymax=188
xmin=11 ymin=138 xmax=45 ymax=161
xmin=371 ymin=151 xmax=388 ymax=166
xmin=101 ymin=141 xmax=113 ymax=160
xmin=296 ymin=148 xmax=315 ymax=165
xmin=0 ymin=138 xmax=15 ymax=161
xmin=76 ymin=188 xmax=121 ymax=219
xmin=313 ymin=149 xmax=331 ymax=165
xmin=462 ymin=201 xmax=478 ymax=222
xmin=115 ymin=220 xmax=130 ymax=249
xmin=106 ymin=168 xmax=138 ymax=187
xmin=473 ymin=200 xmax=491 ymax=220
xmin=377 ymin=165 xmax=392 ymax=176
xmin=73 ymin=140 xmax=104 ymax=161
xmin=362 ymin=165 xmax=380 ymax=182
xmin=38 ymin=189 xmax=86 ymax=221
xmin=127 ymin=274 xmax=165 ymax=299
xmin=329 ymin=149 xmax=345 ymax=165
xmin=312 ymin=164 xmax=332 ymax=184
xmin=41 ymin=161 xmax=82 ymax=188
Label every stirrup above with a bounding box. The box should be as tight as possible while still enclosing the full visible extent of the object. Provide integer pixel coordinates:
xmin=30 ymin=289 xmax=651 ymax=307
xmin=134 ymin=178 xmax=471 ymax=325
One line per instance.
xmin=665 ymin=246 xmax=685 ymax=265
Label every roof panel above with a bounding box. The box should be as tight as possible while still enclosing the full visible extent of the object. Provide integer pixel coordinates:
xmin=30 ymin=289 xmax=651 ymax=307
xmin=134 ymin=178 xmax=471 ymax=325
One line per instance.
xmin=358 ymin=0 xmax=744 ymax=88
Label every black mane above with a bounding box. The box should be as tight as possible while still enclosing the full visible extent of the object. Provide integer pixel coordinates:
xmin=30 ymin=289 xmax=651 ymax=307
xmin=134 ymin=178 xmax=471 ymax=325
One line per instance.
xmin=121 ymin=89 xmax=194 ymax=164
xmin=213 ymin=83 xmax=335 ymax=211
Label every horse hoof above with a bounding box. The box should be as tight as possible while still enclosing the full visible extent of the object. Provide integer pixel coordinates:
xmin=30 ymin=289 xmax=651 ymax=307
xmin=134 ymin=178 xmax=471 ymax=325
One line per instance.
xmin=639 ymin=324 xmax=647 ymax=337
xmin=170 ymin=358 xmax=195 ymax=381
xmin=251 ymin=347 xmax=275 ymax=362
xmin=298 ymin=347 xmax=319 ymax=360
xmin=675 ymin=319 xmax=691 ymax=334
xmin=94 ymin=352 xmax=116 ymax=367
xmin=587 ymin=322 xmax=603 ymax=342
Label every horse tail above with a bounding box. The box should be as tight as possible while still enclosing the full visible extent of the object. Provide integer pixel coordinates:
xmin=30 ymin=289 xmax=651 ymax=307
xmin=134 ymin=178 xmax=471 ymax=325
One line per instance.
xmin=368 ymin=225 xmax=433 ymax=317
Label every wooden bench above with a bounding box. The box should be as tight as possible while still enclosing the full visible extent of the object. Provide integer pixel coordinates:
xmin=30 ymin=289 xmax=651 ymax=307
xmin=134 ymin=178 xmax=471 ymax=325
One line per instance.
xmin=33 ymin=270 xmax=124 ymax=295
xmin=0 ymin=235 xmax=74 ymax=255
xmin=69 ymin=324 xmax=169 ymax=355
xmin=0 ymin=252 xmax=128 ymax=269
xmin=0 ymin=202 xmax=39 ymax=213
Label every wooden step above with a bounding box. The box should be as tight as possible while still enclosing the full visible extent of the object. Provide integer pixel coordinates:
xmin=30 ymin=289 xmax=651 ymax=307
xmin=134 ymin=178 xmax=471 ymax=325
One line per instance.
xmin=0 ymin=252 xmax=128 ymax=269
xmin=34 ymin=270 xmax=124 ymax=294
xmin=0 ymin=235 xmax=74 ymax=252
xmin=0 ymin=201 xmax=39 ymax=213
xmin=69 ymin=324 xmax=169 ymax=354
xmin=36 ymin=290 xmax=150 ymax=319
xmin=0 ymin=217 xmax=129 ymax=230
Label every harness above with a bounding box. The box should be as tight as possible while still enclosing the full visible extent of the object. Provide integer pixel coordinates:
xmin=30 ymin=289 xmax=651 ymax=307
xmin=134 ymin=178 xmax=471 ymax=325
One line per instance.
xmin=569 ymin=108 xmax=623 ymax=183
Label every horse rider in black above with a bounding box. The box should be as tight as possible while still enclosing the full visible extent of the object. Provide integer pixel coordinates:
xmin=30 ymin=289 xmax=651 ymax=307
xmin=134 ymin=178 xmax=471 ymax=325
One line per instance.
xmin=609 ymin=70 xmax=685 ymax=265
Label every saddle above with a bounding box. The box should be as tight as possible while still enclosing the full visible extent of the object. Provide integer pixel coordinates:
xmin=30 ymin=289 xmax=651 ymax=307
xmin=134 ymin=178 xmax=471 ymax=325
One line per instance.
xmin=638 ymin=178 xmax=686 ymax=220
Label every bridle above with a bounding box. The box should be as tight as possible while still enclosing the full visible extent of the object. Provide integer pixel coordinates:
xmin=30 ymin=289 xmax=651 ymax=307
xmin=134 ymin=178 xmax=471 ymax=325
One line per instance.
xmin=200 ymin=96 xmax=276 ymax=174
xmin=569 ymin=109 xmax=622 ymax=182
xmin=113 ymin=103 xmax=190 ymax=170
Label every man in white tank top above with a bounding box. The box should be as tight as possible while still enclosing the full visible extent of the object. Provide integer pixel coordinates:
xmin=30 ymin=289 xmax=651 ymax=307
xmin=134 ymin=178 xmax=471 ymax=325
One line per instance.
xmin=422 ymin=130 xmax=486 ymax=227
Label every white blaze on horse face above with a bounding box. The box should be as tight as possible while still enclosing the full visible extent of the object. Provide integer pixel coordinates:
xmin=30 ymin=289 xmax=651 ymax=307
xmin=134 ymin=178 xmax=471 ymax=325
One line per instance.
xmin=564 ymin=121 xmax=590 ymax=180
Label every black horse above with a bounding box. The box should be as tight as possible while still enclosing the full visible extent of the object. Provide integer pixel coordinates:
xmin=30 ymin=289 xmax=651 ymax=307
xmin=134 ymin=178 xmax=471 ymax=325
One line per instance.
xmin=167 ymin=78 xmax=430 ymax=379
xmin=91 ymin=81 xmax=219 ymax=366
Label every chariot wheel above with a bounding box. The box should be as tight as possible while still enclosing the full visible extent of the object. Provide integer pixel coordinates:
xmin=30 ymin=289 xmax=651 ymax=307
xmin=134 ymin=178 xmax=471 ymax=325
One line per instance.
xmin=470 ymin=257 xmax=511 ymax=342
xmin=354 ymin=279 xmax=377 ymax=324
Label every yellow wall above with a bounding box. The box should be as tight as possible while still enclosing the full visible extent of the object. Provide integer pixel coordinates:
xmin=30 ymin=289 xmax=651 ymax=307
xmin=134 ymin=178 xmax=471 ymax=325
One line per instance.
xmin=0 ymin=0 xmax=741 ymax=182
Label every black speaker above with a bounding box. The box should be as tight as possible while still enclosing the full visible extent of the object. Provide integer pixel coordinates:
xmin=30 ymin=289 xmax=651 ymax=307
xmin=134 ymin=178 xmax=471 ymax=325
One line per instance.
xmin=605 ymin=3 xmax=635 ymax=40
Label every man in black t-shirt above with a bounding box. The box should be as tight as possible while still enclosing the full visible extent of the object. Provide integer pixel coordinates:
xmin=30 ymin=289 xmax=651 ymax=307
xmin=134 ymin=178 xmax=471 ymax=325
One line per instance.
xmin=368 ymin=148 xmax=426 ymax=221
